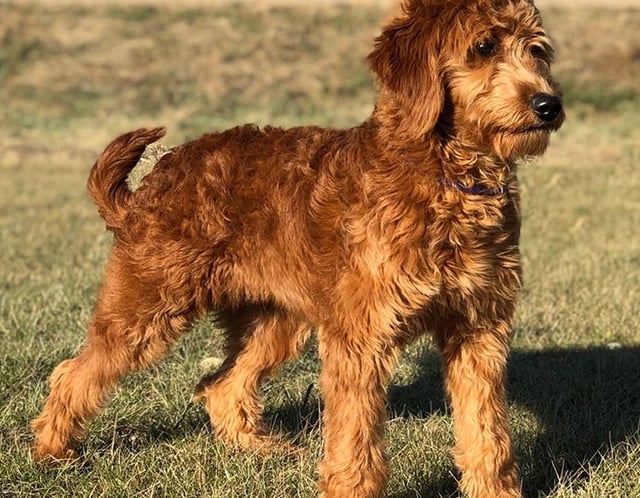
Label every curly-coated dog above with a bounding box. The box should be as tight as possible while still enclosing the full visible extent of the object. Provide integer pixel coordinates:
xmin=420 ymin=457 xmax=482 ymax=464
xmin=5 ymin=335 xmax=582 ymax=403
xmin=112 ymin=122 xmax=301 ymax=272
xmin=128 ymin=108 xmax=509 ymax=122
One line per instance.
xmin=32 ymin=0 xmax=564 ymax=496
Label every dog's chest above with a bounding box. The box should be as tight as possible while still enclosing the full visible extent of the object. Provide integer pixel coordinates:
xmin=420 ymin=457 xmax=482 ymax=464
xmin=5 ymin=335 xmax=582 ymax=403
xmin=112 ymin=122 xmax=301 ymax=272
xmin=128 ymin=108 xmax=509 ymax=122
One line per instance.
xmin=421 ymin=196 xmax=522 ymax=316
xmin=354 ymin=194 xmax=522 ymax=323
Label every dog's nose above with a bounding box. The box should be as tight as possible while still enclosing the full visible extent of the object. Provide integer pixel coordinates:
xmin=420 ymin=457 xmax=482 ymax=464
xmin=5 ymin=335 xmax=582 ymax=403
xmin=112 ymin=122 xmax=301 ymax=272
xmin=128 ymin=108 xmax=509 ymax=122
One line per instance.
xmin=531 ymin=93 xmax=563 ymax=122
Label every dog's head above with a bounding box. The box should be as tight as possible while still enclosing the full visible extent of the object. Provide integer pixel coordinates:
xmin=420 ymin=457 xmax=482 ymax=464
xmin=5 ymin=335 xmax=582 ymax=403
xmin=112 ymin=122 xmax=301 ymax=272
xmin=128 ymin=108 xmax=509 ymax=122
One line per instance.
xmin=368 ymin=0 xmax=564 ymax=161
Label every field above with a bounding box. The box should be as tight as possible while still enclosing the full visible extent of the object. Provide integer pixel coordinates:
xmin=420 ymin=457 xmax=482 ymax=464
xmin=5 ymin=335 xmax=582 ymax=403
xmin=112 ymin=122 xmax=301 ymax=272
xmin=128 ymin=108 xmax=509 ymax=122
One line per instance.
xmin=1 ymin=1 xmax=639 ymax=497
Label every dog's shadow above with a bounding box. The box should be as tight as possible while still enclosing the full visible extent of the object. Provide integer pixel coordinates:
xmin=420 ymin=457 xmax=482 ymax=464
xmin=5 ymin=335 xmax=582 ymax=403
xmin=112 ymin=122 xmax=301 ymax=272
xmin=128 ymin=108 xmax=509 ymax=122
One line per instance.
xmin=381 ymin=343 xmax=640 ymax=498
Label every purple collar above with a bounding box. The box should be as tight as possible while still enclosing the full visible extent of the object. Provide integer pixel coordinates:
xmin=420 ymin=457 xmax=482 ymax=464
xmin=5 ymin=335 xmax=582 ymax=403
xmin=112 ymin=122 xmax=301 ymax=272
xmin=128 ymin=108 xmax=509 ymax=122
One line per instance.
xmin=439 ymin=178 xmax=508 ymax=197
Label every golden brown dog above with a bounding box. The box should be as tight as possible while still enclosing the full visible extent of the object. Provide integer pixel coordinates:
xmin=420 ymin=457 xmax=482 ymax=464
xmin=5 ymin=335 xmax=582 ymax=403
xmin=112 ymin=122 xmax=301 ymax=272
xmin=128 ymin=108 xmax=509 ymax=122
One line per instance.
xmin=32 ymin=0 xmax=564 ymax=496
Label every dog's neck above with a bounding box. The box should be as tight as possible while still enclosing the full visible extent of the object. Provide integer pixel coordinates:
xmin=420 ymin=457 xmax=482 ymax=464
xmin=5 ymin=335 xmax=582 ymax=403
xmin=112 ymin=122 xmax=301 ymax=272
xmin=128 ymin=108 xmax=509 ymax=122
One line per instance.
xmin=432 ymin=131 xmax=514 ymax=194
xmin=367 ymin=109 xmax=514 ymax=196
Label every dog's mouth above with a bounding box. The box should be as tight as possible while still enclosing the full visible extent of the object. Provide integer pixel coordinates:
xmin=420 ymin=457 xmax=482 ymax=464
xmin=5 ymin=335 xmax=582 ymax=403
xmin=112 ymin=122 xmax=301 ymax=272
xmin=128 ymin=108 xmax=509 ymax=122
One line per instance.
xmin=505 ymin=122 xmax=562 ymax=136
xmin=511 ymin=126 xmax=549 ymax=136
xmin=498 ymin=112 xmax=565 ymax=137
xmin=525 ymin=124 xmax=553 ymax=133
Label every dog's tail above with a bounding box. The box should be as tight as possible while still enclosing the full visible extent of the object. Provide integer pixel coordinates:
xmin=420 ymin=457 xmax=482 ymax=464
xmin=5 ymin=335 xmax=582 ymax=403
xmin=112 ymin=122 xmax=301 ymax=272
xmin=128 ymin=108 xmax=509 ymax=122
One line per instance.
xmin=87 ymin=127 xmax=166 ymax=231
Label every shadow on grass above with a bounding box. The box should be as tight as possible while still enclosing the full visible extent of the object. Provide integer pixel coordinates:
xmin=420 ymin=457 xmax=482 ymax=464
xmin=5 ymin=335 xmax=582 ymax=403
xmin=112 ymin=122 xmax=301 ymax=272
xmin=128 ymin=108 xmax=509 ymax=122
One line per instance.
xmin=508 ymin=345 xmax=640 ymax=497
xmin=383 ymin=344 xmax=640 ymax=498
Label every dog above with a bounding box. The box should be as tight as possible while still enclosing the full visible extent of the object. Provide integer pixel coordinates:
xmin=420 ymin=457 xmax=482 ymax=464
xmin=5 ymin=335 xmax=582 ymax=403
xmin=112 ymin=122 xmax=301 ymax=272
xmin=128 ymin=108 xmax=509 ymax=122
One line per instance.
xmin=31 ymin=0 xmax=564 ymax=496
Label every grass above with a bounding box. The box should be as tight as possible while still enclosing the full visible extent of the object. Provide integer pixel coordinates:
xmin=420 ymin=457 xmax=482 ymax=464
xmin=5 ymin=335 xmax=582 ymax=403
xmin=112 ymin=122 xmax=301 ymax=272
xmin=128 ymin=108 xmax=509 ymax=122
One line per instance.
xmin=1 ymin=1 xmax=639 ymax=497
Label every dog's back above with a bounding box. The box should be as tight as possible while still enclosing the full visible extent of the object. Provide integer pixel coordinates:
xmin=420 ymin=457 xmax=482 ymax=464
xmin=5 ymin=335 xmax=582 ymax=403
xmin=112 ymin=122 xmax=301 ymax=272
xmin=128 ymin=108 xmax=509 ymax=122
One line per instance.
xmin=90 ymin=124 xmax=366 ymax=315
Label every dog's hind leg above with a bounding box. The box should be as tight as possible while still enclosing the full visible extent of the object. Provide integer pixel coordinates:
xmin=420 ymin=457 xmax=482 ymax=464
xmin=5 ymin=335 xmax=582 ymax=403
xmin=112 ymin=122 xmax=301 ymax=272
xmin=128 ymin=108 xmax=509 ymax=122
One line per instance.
xmin=193 ymin=305 xmax=311 ymax=452
xmin=31 ymin=252 xmax=196 ymax=463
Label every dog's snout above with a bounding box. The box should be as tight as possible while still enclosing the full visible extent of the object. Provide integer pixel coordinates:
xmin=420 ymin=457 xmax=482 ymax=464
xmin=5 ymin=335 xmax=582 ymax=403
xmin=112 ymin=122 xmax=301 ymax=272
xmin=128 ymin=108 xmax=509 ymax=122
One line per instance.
xmin=531 ymin=93 xmax=563 ymax=122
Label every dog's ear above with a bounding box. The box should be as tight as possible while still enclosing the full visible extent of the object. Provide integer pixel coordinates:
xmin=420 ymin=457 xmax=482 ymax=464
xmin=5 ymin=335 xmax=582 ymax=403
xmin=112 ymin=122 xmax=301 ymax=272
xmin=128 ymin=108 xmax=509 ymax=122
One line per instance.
xmin=367 ymin=0 xmax=445 ymax=139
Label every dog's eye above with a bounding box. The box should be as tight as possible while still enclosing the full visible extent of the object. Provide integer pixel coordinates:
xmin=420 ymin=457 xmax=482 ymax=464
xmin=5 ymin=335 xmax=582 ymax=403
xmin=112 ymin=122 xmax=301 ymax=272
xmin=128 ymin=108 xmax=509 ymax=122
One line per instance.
xmin=529 ymin=44 xmax=546 ymax=59
xmin=476 ymin=40 xmax=498 ymax=57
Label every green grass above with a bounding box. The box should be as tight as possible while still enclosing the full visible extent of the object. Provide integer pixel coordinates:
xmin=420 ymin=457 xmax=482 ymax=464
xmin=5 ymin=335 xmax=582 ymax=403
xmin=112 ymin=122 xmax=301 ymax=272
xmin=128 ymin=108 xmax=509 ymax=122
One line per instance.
xmin=1 ymin=2 xmax=639 ymax=497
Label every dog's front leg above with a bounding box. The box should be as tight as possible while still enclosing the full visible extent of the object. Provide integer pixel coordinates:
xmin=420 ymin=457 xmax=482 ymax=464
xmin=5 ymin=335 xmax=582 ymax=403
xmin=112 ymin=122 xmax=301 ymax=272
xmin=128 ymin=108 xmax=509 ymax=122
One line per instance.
xmin=436 ymin=321 xmax=522 ymax=498
xmin=317 ymin=325 xmax=398 ymax=498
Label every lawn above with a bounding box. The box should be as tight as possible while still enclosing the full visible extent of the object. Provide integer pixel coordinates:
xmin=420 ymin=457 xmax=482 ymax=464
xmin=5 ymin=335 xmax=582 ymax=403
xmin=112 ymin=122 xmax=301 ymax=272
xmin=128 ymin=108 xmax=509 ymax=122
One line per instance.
xmin=1 ymin=1 xmax=639 ymax=497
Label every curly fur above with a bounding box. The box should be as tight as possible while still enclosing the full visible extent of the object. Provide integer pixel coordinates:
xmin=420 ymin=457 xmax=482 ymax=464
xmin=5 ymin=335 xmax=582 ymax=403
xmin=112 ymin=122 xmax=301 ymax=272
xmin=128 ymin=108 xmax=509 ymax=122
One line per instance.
xmin=32 ymin=0 xmax=564 ymax=496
